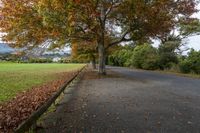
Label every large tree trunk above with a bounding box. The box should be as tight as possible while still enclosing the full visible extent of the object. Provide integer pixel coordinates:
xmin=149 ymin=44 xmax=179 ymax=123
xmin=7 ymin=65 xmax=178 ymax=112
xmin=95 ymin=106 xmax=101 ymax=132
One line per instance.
xmin=91 ymin=55 xmax=96 ymax=69
xmin=98 ymin=4 xmax=106 ymax=75
xmin=98 ymin=42 xmax=106 ymax=75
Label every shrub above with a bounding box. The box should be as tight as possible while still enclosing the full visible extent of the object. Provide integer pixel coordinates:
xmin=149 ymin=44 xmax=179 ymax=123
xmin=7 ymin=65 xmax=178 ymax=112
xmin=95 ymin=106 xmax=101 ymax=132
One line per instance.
xmin=179 ymin=60 xmax=191 ymax=73
xmin=158 ymin=53 xmax=178 ymax=70
xmin=166 ymin=63 xmax=180 ymax=72
xmin=131 ymin=44 xmax=159 ymax=70
xmin=179 ymin=49 xmax=200 ymax=74
xmin=157 ymin=42 xmax=179 ymax=70
xmin=28 ymin=58 xmax=53 ymax=63
xmin=108 ymin=46 xmax=134 ymax=67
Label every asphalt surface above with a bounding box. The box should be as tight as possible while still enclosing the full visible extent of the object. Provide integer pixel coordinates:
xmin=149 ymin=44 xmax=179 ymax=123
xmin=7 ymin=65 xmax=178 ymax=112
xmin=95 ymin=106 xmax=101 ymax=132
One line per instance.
xmin=38 ymin=67 xmax=200 ymax=133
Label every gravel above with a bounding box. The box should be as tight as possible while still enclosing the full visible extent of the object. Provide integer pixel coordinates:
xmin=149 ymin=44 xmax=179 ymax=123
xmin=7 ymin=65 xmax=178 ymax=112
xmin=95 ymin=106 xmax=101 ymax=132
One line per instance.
xmin=37 ymin=67 xmax=200 ymax=133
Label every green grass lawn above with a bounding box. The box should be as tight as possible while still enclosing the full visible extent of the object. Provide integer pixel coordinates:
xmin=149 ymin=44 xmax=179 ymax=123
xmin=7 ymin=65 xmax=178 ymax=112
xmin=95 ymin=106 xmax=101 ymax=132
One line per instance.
xmin=0 ymin=63 xmax=85 ymax=103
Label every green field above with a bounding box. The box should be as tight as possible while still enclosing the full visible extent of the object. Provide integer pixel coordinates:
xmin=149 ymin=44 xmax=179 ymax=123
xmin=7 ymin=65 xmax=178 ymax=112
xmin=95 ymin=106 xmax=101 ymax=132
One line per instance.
xmin=0 ymin=63 xmax=85 ymax=103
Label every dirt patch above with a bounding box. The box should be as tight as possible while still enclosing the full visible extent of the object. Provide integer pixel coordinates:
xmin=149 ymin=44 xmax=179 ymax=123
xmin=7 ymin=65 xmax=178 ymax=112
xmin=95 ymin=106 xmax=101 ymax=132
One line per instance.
xmin=0 ymin=71 xmax=78 ymax=133
xmin=83 ymin=69 xmax=122 ymax=80
xmin=83 ymin=69 xmax=148 ymax=83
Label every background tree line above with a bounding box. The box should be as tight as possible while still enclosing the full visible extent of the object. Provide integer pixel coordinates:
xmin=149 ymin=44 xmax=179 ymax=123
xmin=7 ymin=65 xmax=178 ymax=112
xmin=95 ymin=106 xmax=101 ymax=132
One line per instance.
xmin=108 ymin=43 xmax=200 ymax=74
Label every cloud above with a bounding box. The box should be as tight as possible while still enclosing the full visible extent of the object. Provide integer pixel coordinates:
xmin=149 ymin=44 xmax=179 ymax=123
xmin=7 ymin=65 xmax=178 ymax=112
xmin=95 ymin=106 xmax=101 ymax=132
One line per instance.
xmin=187 ymin=4 xmax=200 ymax=51
xmin=187 ymin=35 xmax=200 ymax=51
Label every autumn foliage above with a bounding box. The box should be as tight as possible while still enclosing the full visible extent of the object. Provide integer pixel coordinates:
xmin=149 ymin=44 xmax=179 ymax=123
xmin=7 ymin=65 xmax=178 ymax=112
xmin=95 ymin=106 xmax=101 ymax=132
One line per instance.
xmin=0 ymin=0 xmax=198 ymax=73
xmin=0 ymin=71 xmax=77 ymax=132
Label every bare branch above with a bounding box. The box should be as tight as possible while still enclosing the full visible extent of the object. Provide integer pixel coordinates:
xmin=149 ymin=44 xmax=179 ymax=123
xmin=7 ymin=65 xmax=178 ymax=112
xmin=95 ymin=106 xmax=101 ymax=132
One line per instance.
xmin=106 ymin=30 xmax=131 ymax=49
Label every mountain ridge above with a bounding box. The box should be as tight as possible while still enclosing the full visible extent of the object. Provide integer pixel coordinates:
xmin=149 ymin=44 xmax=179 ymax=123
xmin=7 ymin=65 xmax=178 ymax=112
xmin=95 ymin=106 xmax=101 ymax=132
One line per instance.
xmin=0 ymin=43 xmax=15 ymax=54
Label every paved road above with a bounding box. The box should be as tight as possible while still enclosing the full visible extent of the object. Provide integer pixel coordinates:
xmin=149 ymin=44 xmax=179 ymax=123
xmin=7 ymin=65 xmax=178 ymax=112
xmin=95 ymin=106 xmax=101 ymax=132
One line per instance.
xmin=38 ymin=67 xmax=200 ymax=133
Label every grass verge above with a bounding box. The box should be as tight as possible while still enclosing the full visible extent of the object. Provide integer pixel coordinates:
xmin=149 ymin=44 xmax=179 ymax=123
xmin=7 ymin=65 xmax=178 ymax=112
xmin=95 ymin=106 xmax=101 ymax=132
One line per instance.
xmin=0 ymin=63 xmax=85 ymax=102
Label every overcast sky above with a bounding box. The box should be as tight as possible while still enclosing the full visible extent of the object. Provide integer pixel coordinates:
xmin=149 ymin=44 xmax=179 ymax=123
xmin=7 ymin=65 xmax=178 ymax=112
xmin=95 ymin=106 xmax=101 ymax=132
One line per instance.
xmin=185 ymin=3 xmax=200 ymax=51
xmin=152 ymin=4 xmax=200 ymax=51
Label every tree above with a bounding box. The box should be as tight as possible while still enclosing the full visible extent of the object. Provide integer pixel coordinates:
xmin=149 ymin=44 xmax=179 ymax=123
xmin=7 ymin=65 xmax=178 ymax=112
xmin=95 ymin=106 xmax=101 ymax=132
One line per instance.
xmin=71 ymin=40 xmax=97 ymax=69
xmin=158 ymin=38 xmax=180 ymax=70
xmin=0 ymin=0 xmax=198 ymax=74
xmin=156 ymin=17 xmax=200 ymax=70
xmin=157 ymin=17 xmax=200 ymax=55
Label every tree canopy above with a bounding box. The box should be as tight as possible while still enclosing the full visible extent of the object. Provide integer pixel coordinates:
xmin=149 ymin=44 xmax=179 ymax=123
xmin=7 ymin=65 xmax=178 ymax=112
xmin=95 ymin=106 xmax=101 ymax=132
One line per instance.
xmin=0 ymin=0 xmax=198 ymax=74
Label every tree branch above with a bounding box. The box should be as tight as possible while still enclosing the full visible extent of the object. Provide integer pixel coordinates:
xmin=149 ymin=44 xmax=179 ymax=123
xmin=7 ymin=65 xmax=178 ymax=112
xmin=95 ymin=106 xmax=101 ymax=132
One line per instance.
xmin=106 ymin=31 xmax=131 ymax=49
xmin=104 ymin=1 xmax=114 ymax=22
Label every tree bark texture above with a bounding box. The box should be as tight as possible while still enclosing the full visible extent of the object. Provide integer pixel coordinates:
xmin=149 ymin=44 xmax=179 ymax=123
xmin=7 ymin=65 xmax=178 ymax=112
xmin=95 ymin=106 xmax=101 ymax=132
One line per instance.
xmin=98 ymin=42 xmax=106 ymax=75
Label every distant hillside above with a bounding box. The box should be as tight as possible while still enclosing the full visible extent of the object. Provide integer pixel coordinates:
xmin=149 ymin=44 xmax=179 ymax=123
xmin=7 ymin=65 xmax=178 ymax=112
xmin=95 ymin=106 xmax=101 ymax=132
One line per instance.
xmin=0 ymin=43 xmax=15 ymax=54
xmin=0 ymin=42 xmax=71 ymax=58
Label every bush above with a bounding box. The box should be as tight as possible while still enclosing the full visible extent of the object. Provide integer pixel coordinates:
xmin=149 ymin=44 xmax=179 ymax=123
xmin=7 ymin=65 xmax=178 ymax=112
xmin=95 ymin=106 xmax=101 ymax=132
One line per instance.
xmin=179 ymin=60 xmax=191 ymax=73
xmin=58 ymin=58 xmax=71 ymax=63
xmin=166 ymin=63 xmax=180 ymax=72
xmin=157 ymin=42 xmax=179 ymax=70
xmin=108 ymin=44 xmax=200 ymax=75
xmin=179 ymin=49 xmax=200 ymax=74
xmin=158 ymin=53 xmax=178 ymax=70
xmin=28 ymin=58 xmax=53 ymax=63
xmin=72 ymin=54 xmax=90 ymax=63
xmin=131 ymin=44 xmax=159 ymax=70
xmin=108 ymin=46 xmax=134 ymax=67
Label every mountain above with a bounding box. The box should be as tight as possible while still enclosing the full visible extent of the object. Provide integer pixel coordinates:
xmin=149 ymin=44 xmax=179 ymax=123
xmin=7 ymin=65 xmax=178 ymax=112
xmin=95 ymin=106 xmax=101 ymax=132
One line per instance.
xmin=0 ymin=43 xmax=15 ymax=54
xmin=0 ymin=42 xmax=71 ymax=57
